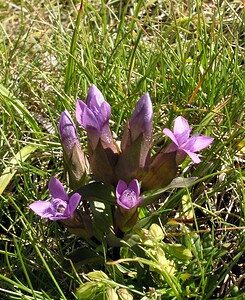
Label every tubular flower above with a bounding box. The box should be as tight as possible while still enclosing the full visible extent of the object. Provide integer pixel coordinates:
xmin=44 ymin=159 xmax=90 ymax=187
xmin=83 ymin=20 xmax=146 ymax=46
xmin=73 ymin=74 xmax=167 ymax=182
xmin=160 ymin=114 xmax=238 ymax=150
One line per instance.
xmin=29 ymin=177 xmax=81 ymax=220
xmin=116 ymin=93 xmax=153 ymax=182
xmin=75 ymin=85 xmax=118 ymax=185
xmin=116 ymin=179 xmax=144 ymax=210
xmin=58 ymin=110 xmax=89 ymax=189
xmin=163 ymin=116 xmax=214 ymax=164
xmin=128 ymin=93 xmax=153 ymax=143
xmin=115 ymin=179 xmax=144 ymax=232
xmin=76 ymin=84 xmax=113 ymax=150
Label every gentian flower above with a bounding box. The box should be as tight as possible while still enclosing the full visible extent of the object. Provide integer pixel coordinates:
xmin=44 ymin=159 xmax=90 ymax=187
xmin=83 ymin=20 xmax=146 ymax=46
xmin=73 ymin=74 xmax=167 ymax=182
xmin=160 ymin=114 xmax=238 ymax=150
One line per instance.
xmin=116 ymin=93 xmax=153 ymax=182
xmin=29 ymin=177 xmax=81 ymax=220
xmin=116 ymin=179 xmax=144 ymax=210
xmin=163 ymin=116 xmax=214 ymax=164
xmin=128 ymin=93 xmax=153 ymax=143
xmin=76 ymin=84 xmax=113 ymax=150
xmin=115 ymin=179 xmax=144 ymax=232
xmin=59 ymin=110 xmax=78 ymax=157
xmin=58 ymin=110 xmax=89 ymax=189
xmin=76 ymin=85 xmax=118 ymax=185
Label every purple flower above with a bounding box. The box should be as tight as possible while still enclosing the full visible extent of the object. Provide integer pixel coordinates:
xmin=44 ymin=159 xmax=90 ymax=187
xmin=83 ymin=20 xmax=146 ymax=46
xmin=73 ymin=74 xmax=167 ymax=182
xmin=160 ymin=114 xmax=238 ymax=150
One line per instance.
xmin=75 ymin=84 xmax=112 ymax=149
xmin=116 ymin=93 xmax=153 ymax=182
xmin=128 ymin=93 xmax=153 ymax=143
xmin=75 ymin=85 xmax=118 ymax=185
xmin=115 ymin=179 xmax=144 ymax=232
xmin=163 ymin=116 xmax=214 ymax=164
xmin=116 ymin=179 xmax=144 ymax=210
xmin=58 ymin=110 xmax=89 ymax=189
xmin=29 ymin=177 xmax=81 ymax=220
xmin=58 ymin=110 xmax=79 ymax=156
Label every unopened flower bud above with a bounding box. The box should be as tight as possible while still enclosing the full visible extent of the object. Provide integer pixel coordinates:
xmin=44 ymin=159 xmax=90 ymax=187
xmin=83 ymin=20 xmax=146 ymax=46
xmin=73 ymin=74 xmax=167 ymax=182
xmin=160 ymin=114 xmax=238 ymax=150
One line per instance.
xmin=116 ymin=93 xmax=153 ymax=182
xmin=106 ymin=287 xmax=119 ymax=300
xmin=77 ymin=282 xmax=103 ymax=300
xmin=128 ymin=93 xmax=153 ymax=143
xmin=149 ymin=224 xmax=164 ymax=241
xmin=117 ymin=288 xmax=134 ymax=300
xmin=58 ymin=110 xmax=89 ymax=189
xmin=87 ymin=270 xmax=108 ymax=280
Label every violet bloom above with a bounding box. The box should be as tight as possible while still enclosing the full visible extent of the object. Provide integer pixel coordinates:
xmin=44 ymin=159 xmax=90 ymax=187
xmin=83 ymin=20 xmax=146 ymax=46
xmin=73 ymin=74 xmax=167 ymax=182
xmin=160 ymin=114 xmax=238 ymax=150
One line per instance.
xmin=75 ymin=85 xmax=118 ymax=185
xmin=29 ymin=177 xmax=81 ymax=220
xmin=115 ymin=179 xmax=144 ymax=232
xmin=75 ymin=84 xmax=112 ymax=150
xmin=116 ymin=93 xmax=153 ymax=182
xmin=128 ymin=93 xmax=153 ymax=143
xmin=58 ymin=110 xmax=89 ymax=189
xmin=163 ymin=116 xmax=214 ymax=164
xmin=116 ymin=179 xmax=144 ymax=210
xmin=58 ymin=110 xmax=79 ymax=156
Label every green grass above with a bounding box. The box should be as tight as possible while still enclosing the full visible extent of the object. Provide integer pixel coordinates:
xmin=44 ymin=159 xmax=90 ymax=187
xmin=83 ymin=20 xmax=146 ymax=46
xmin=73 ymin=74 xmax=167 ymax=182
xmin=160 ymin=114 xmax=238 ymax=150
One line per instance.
xmin=0 ymin=0 xmax=244 ymax=299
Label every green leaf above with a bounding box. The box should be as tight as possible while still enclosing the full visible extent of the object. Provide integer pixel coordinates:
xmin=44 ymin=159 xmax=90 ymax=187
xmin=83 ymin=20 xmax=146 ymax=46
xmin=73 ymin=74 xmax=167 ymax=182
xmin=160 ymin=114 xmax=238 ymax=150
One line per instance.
xmin=63 ymin=247 xmax=104 ymax=269
xmin=0 ymin=144 xmax=38 ymax=195
xmin=75 ymin=181 xmax=116 ymax=204
xmin=140 ymin=177 xmax=198 ymax=206
xmin=90 ymin=200 xmax=114 ymax=242
xmin=162 ymin=244 xmax=193 ymax=260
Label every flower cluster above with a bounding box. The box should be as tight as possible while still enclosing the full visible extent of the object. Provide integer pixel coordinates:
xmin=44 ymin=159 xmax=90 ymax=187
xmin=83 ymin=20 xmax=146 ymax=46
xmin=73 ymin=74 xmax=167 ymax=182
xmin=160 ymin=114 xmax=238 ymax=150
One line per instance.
xmin=29 ymin=85 xmax=213 ymax=234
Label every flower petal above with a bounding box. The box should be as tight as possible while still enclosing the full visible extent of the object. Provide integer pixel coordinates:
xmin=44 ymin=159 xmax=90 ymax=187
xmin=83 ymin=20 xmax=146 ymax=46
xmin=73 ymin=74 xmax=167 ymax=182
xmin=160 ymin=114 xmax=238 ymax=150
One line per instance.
xmin=173 ymin=116 xmax=192 ymax=136
xmin=137 ymin=196 xmax=144 ymax=206
xmin=128 ymin=179 xmax=140 ymax=198
xmin=86 ymin=84 xmax=106 ymax=107
xmin=86 ymin=85 xmax=111 ymax=129
xmin=29 ymin=201 xmax=54 ymax=218
xmin=76 ymin=100 xmax=100 ymax=131
xmin=173 ymin=116 xmax=192 ymax=145
xmin=130 ymin=93 xmax=153 ymax=140
xmin=68 ymin=193 xmax=81 ymax=215
xmin=58 ymin=110 xmax=77 ymax=138
xmin=98 ymin=101 xmax=111 ymax=128
xmin=182 ymin=149 xmax=201 ymax=163
xmin=118 ymin=189 xmax=137 ymax=209
xmin=58 ymin=110 xmax=78 ymax=154
xmin=117 ymin=200 xmax=131 ymax=210
xmin=163 ymin=128 xmax=179 ymax=146
xmin=184 ymin=135 xmax=214 ymax=152
xmin=130 ymin=93 xmax=153 ymax=124
xmin=75 ymin=99 xmax=87 ymax=125
xmin=48 ymin=177 xmax=68 ymax=201
xmin=116 ymin=179 xmax=128 ymax=199
xmin=83 ymin=105 xmax=101 ymax=131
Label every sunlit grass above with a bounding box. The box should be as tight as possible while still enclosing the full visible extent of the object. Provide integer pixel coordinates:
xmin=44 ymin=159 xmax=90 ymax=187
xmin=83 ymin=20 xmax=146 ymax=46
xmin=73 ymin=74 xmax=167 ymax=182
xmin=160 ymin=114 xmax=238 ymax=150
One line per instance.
xmin=0 ymin=0 xmax=244 ymax=299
